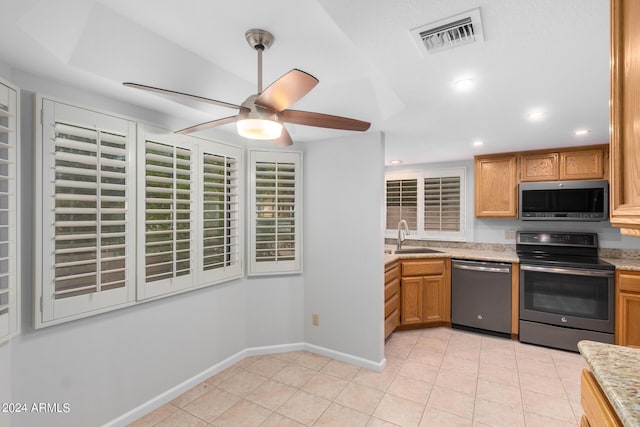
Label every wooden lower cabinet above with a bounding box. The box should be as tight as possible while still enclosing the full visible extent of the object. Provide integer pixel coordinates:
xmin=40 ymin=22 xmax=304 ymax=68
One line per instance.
xmin=615 ymin=270 xmax=640 ymax=347
xmin=580 ymin=369 xmax=622 ymax=427
xmin=384 ymin=261 xmax=400 ymax=339
xmin=399 ymin=258 xmax=450 ymax=327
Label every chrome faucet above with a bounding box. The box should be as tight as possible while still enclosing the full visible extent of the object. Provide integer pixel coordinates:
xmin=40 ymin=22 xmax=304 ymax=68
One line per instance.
xmin=397 ymin=219 xmax=409 ymax=250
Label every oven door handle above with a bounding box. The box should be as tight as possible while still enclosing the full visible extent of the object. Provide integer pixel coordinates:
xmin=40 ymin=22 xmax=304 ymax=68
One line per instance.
xmin=520 ymin=264 xmax=614 ymax=278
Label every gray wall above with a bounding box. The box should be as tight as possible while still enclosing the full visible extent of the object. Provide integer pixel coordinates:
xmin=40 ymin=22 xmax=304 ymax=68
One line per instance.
xmin=0 ymin=342 xmax=11 ymax=427
xmin=2 ymin=64 xmax=385 ymax=426
xmin=303 ymin=132 xmax=386 ymax=363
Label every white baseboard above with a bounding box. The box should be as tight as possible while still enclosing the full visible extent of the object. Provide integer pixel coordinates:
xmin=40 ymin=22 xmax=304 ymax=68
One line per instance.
xmin=304 ymin=343 xmax=386 ymax=372
xmin=104 ymin=342 xmax=382 ymax=427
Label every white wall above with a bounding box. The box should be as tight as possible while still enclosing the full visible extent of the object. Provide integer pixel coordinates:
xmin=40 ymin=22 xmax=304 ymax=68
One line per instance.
xmin=6 ymin=67 xmax=265 ymax=426
xmin=303 ymin=132 xmax=386 ymax=364
xmin=387 ymin=159 xmax=640 ymax=250
xmin=0 ymin=342 xmax=11 ymax=427
xmin=245 ymin=276 xmax=304 ymax=347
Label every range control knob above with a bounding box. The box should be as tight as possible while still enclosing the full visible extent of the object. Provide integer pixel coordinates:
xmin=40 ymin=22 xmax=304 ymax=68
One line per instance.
xmin=477 ymin=314 xmax=483 ymax=320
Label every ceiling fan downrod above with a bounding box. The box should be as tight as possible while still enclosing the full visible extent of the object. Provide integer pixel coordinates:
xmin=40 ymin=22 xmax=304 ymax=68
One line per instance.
xmin=245 ymin=29 xmax=274 ymax=94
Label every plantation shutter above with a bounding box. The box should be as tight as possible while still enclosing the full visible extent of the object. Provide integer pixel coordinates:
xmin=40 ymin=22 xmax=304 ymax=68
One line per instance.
xmin=386 ymin=178 xmax=418 ymax=230
xmin=38 ymin=100 xmax=136 ymax=326
xmin=0 ymin=79 xmax=18 ymax=343
xmin=249 ymin=150 xmax=302 ymax=276
xmin=138 ymin=129 xmax=194 ymax=299
xmin=424 ymin=176 xmax=461 ymax=231
xmin=200 ymin=141 xmax=242 ymax=284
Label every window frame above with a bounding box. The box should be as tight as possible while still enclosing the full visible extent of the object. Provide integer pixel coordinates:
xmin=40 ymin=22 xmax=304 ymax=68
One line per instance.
xmin=35 ymin=98 xmax=137 ymax=328
xmin=34 ymin=98 xmax=245 ymax=328
xmin=385 ymin=167 xmax=466 ymax=242
xmin=248 ymin=150 xmax=302 ymax=276
xmin=0 ymin=77 xmax=19 ymax=344
xmin=136 ymin=126 xmax=243 ymax=301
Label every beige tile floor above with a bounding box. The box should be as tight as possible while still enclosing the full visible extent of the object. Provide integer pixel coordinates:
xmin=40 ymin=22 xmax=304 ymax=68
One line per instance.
xmin=130 ymin=327 xmax=585 ymax=426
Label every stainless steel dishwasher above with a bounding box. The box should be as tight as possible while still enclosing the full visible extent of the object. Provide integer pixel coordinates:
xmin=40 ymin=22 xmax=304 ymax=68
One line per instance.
xmin=451 ymin=259 xmax=512 ymax=335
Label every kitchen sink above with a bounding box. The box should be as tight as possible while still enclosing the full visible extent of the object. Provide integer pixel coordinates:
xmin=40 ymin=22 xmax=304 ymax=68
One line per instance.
xmin=385 ymin=247 xmax=444 ymax=254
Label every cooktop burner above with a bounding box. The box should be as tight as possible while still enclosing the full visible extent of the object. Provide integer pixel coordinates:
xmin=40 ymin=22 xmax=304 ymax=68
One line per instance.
xmin=516 ymin=231 xmax=613 ymax=270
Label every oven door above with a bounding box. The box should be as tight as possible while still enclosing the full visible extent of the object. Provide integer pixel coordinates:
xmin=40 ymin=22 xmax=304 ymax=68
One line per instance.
xmin=519 ymin=264 xmax=614 ymax=333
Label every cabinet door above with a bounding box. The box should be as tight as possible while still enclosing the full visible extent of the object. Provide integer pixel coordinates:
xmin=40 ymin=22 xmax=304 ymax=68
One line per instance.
xmin=520 ymin=153 xmax=559 ymax=182
xmin=474 ymin=155 xmax=518 ymax=218
xmin=616 ymin=292 xmax=640 ymax=348
xmin=559 ymin=150 xmax=604 ymax=180
xmin=422 ymin=276 xmax=445 ymax=322
xmin=401 ymin=277 xmax=423 ymax=325
xmin=610 ymin=0 xmax=640 ymax=235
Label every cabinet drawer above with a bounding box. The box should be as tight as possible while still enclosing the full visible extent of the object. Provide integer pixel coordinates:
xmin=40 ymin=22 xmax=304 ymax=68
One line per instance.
xmin=385 ymin=263 xmax=399 ymax=283
xmin=402 ymin=259 xmax=445 ymax=276
xmin=385 ymin=278 xmax=400 ymax=301
xmin=385 ymin=308 xmax=400 ymax=339
xmin=618 ymin=272 xmax=640 ymax=293
xmin=385 ymin=292 xmax=400 ymax=317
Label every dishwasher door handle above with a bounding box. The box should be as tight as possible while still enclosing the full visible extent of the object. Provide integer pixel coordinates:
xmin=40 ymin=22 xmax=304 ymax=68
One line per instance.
xmin=452 ymin=263 xmax=511 ymax=274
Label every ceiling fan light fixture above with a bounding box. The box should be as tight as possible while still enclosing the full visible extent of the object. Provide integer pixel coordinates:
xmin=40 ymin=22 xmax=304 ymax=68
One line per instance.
xmin=236 ymin=116 xmax=283 ymax=140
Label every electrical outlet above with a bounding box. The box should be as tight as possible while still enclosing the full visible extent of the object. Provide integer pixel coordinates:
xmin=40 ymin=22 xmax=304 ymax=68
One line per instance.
xmin=504 ymin=230 xmax=516 ymax=240
xmin=312 ymin=313 xmax=319 ymax=326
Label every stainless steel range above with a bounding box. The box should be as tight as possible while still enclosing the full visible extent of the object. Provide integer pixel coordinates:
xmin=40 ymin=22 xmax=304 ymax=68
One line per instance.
xmin=516 ymin=231 xmax=615 ymax=352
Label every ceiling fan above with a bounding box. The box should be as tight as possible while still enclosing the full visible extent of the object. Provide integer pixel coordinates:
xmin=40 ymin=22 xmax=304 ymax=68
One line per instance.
xmin=124 ymin=29 xmax=371 ymax=147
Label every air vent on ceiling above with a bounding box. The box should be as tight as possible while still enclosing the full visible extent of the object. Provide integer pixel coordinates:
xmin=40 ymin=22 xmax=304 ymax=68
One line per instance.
xmin=410 ymin=8 xmax=484 ymax=55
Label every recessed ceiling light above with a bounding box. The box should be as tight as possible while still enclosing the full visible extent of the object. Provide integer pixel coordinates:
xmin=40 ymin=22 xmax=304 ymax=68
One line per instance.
xmin=473 ymin=140 xmax=484 ymax=147
xmin=389 ymin=160 xmax=402 ymax=165
xmin=527 ymin=111 xmax=545 ymax=120
xmin=453 ymin=78 xmax=474 ymax=90
xmin=575 ymin=129 xmax=591 ymax=136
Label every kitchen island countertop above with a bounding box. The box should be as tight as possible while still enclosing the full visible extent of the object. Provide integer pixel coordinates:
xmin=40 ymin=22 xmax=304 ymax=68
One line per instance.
xmin=578 ymin=340 xmax=640 ymax=427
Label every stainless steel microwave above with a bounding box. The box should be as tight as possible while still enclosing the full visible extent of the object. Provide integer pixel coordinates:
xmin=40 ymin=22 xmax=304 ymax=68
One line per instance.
xmin=519 ymin=180 xmax=608 ymax=221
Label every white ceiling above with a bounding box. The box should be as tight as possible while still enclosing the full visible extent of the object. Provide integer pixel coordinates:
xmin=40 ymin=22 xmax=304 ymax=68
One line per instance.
xmin=0 ymin=0 xmax=610 ymax=165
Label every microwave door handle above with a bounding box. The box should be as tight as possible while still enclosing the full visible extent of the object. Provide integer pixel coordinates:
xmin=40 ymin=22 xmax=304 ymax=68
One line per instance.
xmin=520 ymin=264 xmax=613 ymax=278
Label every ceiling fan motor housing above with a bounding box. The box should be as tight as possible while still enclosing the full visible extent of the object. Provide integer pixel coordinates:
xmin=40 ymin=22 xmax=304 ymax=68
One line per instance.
xmin=245 ymin=29 xmax=274 ymax=51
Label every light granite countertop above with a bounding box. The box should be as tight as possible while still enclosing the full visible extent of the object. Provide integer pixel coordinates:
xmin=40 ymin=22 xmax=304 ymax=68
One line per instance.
xmin=603 ymin=257 xmax=640 ymax=271
xmin=578 ymin=340 xmax=640 ymax=427
xmin=384 ymin=244 xmax=640 ymax=270
xmin=384 ymin=246 xmax=518 ymax=265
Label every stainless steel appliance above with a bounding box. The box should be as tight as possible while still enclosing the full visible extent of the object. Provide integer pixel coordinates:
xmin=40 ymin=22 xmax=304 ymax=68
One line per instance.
xmin=451 ymin=259 xmax=512 ymax=335
xmin=517 ymin=231 xmax=615 ymax=352
xmin=519 ymin=179 xmax=608 ymax=221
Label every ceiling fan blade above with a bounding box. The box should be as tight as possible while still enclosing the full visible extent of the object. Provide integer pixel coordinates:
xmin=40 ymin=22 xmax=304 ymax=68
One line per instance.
xmin=254 ymin=69 xmax=319 ymax=112
xmin=175 ymin=116 xmax=238 ymax=135
xmin=280 ymin=109 xmax=371 ymax=131
xmin=123 ymin=82 xmax=248 ymax=111
xmin=273 ymin=127 xmax=293 ymax=147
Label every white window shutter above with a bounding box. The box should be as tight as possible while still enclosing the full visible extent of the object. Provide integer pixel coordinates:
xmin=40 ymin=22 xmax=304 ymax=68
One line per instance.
xmin=36 ymin=100 xmax=136 ymax=327
xmin=0 ymin=78 xmax=19 ymax=343
xmin=424 ymin=176 xmax=461 ymax=231
xmin=249 ymin=150 xmax=302 ymax=276
xmin=386 ymin=178 xmax=418 ymax=230
xmin=199 ymin=140 xmax=243 ymax=284
xmin=137 ymin=127 xmax=194 ymax=300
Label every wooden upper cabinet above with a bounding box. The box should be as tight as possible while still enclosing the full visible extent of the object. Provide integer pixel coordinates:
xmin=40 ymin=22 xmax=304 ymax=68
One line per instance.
xmin=560 ymin=149 xmax=605 ymax=180
xmin=520 ymin=153 xmax=559 ymax=181
xmin=474 ymin=154 xmax=518 ymax=218
xmin=520 ymin=148 xmax=605 ymax=182
xmin=610 ymin=0 xmax=640 ymax=236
